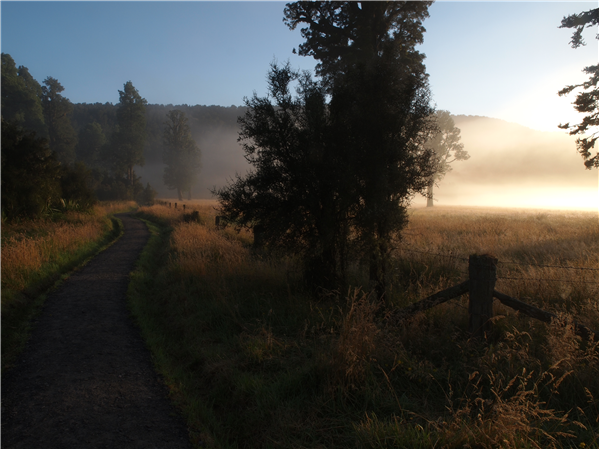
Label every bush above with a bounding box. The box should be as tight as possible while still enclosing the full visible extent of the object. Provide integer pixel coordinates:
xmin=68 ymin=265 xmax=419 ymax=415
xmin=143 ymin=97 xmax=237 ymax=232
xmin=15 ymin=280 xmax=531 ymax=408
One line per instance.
xmin=58 ymin=162 xmax=97 ymax=211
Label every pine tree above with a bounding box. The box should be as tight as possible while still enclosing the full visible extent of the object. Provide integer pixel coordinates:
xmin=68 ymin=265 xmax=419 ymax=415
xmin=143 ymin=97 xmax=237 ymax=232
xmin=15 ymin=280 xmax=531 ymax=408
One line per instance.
xmin=111 ymin=81 xmax=147 ymax=184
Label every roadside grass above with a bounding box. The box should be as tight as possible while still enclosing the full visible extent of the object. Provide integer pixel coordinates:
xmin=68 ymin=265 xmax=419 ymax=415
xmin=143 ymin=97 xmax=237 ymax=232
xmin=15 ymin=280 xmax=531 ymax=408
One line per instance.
xmin=130 ymin=203 xmax=598 ymax=448
xmin=1 ymin=201 xmax=136 ymax=372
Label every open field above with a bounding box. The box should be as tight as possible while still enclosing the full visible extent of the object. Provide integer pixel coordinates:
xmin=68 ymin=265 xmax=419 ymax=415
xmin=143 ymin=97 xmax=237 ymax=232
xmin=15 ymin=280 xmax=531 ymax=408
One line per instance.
xmin=1 ymin=201 xmax=136 ymax=372
xmin=130 ymin=203 xmax=598 ymax=448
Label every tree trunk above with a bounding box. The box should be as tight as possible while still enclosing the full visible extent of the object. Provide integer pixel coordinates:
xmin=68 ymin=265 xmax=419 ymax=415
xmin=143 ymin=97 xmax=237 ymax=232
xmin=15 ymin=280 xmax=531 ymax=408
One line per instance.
xmin=177 ymin=188 xmax=183 ymax=201
xmin=426 ymin=180 xmax=434 ymax=207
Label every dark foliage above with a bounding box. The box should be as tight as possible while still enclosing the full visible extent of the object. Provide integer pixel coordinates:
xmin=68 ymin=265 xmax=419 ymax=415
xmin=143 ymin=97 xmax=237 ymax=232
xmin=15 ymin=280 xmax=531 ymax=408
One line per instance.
xmin=213 ymin=63 xmax=349 ymax=288
xmin=58 ymin=162 xmax=97 ymax=211
xmin=1 ymin=53 xmax=47 ymax=137
xmin=280 ymin=1 xmax=437 ymax=296
xmin=284 ymin=1 xmax=432 ymax=90
xmin=558 ymin=8 xmax=599 ymax=169
xmin=1 ymin=120 xmax=61 ymax=219
xmin=41 ymin=77 xmax=78 ymax=165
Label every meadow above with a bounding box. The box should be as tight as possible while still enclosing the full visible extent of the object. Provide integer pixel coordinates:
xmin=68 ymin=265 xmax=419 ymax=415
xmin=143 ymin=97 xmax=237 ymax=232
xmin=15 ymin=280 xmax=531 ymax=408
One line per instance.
xmin=1 ymin=201 xmax=136 ymax=372
xmin=130 ymin=201 xmax=598 ymax=448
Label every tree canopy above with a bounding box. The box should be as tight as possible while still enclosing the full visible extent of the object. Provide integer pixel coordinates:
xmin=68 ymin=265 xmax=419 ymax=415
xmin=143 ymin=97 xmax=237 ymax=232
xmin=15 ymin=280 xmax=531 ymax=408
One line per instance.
xmin=284 ymin=1 xmax=432 ymax=88
xmin=41 ymin=76 xmax=77 ymax=164
xmin=1 ymin=53 xmax=46 ymax=137
xmin=558 ymin=7 xmax=599 ymax=169
xmin=213 ymin=63 xmax=350 ymax=288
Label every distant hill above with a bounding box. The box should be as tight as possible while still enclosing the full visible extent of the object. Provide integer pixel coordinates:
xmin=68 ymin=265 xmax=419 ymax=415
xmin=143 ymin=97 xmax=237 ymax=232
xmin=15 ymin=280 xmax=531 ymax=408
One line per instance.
xmin=71 ymin=102 xmax=596 ymax=208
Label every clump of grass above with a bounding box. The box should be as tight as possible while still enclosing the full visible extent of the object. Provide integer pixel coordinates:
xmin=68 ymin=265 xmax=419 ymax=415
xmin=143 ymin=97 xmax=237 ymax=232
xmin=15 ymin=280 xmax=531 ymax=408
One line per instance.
xmin=328 ymin=288 xmax=380 ymax=393
xmin=129 ymin=205 xmax=598 ymax=448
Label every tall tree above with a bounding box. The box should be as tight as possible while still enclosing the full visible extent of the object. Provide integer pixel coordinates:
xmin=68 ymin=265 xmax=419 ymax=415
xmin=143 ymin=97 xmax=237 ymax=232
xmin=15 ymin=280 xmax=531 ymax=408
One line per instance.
xmin=425 ymin=110 xmax=469 ymax=207
xmin=558 ymin=8 xmax=599 ymax=169
xmin=111 ymin=81 xmax=147 ymax=184
xmin=285 ymin=1 xmax=437 ymax=298
xmin=162 ymin=110 xmax=201 ymax=201
xmin=330 ymin=54 xmax=437 ymax=297
xmin=41 ymin=77 xmax=77 ymax=164
xmin=1 ymin=53 xmax=46 ymax=137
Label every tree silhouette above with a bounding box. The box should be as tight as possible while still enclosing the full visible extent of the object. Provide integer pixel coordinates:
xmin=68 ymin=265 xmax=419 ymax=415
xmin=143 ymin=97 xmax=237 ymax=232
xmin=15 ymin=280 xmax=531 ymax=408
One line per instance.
xmin=111 ymin=81 xmax=147 ymax=184
xmin=330 ymin=55 xmax=437 ymax=297
xmin=213 ymin=63 xmax=351 ymax=288
xmin=285 ymin=1 xmax=437 ymax=298
xmin=425 ymin=110 xmax=469 ymax=207
xmin=162 ymin=110 xmax=201 ymax=201
xmin=41 ymin=77 xmax=77 ymax=165
xmin=558 ymin=8 xmax=598 ymax=169
xmin=284 ymin=1 xmax=432 ymax=90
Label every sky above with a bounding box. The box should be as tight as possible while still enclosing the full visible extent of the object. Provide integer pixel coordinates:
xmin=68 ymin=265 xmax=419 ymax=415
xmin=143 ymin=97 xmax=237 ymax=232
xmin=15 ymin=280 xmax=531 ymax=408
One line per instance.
xmin=1 ymin=0 xmax=598 ymax=209
xmin=2 ymin=0 xmax=598 ymax=132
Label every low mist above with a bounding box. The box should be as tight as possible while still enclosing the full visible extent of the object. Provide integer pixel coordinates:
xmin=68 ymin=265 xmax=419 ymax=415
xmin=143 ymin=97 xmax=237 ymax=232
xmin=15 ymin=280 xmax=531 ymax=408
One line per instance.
xmin=138 ymin=113 xmax=597 ymax=211
xmin=421 ymin=116 xmax=598 ymax=211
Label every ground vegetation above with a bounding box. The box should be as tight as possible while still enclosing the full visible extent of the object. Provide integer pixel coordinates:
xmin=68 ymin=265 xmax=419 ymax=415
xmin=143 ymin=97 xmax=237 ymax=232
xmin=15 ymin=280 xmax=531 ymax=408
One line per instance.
xmin=130 ymin=202 xmax=598 ymax=448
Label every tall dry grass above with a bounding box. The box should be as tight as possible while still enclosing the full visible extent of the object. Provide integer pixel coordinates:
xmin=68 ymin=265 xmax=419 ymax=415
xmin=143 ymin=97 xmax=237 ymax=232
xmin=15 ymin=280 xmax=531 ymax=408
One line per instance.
xmin=2 ymin=202 xmax=136 ymax=292
xmin=2 ymin=207 xmax=106 ymax=292
xmin=132 ymin=204 xmax=598 ymax=448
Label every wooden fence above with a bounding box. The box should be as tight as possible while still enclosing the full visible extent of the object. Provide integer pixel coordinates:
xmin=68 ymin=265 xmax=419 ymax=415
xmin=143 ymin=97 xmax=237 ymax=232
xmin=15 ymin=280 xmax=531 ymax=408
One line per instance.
xmin=388 ymin=253 xmax=597 ymax=342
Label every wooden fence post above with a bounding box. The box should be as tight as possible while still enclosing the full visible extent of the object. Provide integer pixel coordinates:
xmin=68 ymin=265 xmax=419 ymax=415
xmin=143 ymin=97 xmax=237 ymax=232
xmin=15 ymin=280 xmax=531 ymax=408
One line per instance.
xmin=468 ymin=254 xmax=498 ymax=338
xmin=169 ymin=202 xmax=171 ymax=208
xmin=175 ymin=203 xmax=178 ymax=210
xmin=183 ymin=204 xmax=186 ymax=212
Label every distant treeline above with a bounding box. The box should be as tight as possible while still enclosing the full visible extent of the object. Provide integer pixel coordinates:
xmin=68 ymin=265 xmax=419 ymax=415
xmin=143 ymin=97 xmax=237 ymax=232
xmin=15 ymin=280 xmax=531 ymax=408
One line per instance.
xmin=1 ymin=50 xmax=248 ymax=218
xmin=71 ymin=102 xmax=245 ymax=166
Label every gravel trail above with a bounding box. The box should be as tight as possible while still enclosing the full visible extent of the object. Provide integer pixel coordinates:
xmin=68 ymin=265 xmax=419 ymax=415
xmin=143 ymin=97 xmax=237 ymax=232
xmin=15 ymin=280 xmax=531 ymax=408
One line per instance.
xmin=1 ymin=213 xmax=191 ymax=449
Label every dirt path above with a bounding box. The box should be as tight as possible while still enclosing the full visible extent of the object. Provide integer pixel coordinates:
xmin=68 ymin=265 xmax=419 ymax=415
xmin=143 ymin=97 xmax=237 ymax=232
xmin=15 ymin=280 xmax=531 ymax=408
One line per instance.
xmin=1 ymin=213 xmax=191 ymax=449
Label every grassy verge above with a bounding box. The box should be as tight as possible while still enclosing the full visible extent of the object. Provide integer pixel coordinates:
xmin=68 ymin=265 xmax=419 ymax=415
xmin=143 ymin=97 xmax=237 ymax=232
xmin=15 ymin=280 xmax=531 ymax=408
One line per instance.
xmin=129 ymin=204 xmax=598 ymax=448
xmin=1 ymin=201 xmax=135 ymax=373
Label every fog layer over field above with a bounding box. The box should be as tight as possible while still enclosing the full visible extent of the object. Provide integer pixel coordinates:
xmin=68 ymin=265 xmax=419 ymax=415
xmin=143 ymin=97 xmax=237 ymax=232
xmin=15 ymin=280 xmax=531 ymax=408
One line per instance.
xmin=138 ymin=113 xmax=597 ymax=211
xmin=136 ymin=125 xmax=249 ymax=200
xmin=426 ymin=116 xmax=598 ymax=211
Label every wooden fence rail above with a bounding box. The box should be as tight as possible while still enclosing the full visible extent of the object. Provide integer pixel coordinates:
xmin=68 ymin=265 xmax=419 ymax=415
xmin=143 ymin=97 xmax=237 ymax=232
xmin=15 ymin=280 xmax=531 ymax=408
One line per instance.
xmin=390 ymin=253 xmax=597 ymax=342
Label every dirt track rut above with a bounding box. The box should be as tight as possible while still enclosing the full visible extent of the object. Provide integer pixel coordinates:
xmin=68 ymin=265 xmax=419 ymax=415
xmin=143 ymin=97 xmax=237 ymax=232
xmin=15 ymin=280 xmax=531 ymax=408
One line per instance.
xmin=1 ymin=213 xmax=191 ymax=449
